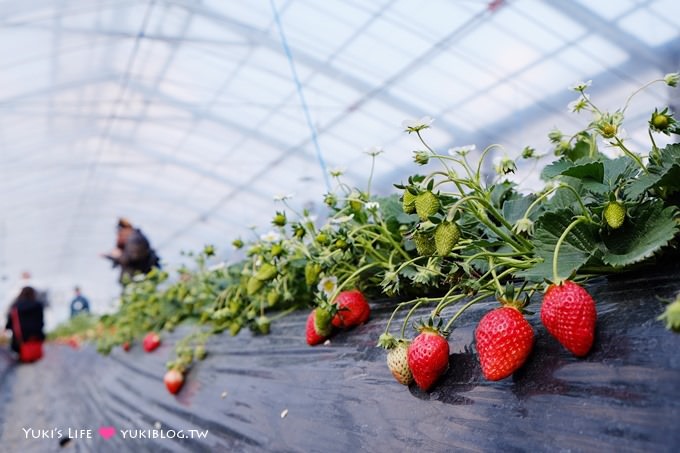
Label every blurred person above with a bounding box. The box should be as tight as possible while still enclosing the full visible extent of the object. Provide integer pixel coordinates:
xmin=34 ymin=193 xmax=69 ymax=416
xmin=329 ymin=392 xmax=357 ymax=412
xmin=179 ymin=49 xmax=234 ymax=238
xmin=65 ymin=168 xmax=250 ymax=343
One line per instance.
xmin=5 ymin=286 xmax=45 ymax=362
xmin=69 ymin=286 xmax=90 ymax=318
xmin=4 ymin=271 xmax=48 ymax=307
xmin=101 ymin=218 xmax=160 ymax=286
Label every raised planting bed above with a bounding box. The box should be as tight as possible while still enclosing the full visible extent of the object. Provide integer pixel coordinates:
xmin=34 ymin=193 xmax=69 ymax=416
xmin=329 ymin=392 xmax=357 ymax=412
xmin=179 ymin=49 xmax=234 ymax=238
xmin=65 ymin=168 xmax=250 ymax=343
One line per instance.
xmin=2 ymin=264 xmax=680 ymax=452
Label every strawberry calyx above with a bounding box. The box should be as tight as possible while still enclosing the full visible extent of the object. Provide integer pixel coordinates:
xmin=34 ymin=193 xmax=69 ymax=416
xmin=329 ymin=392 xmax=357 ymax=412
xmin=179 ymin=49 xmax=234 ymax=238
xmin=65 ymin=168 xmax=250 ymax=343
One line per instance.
xmin=377 ymin=333 xmax=410 ymax=350
xmin=496 ymin=282 xmax=531 ymax=314
xmin=414 ymin=316 xmax=449 ymax=338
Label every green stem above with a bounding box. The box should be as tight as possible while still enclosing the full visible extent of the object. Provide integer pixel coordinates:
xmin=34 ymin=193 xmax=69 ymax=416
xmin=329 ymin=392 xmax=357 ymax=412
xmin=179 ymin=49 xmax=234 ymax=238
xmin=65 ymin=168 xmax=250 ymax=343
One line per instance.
xmin=332 ymin=262 xmax=382 ymax=298
xmin=552 ymin=216 xmax=588 ymax=284
xmin=524 ymin=184 xmax=590 ymax=221
xmin=648 ymin=129 xmax=659 ymax=163
xmin=476 ymin=144 xmax=501 ymax=184
xmin=488 ymin=257 xmax=505 ymax=294
xmin=614 ymin=137 xmax=649 ymax=175
xmin=366 ymin=153 xmax=377 ymax=197
xmin=383 ymin=299 xmax=421 ymax=335
xmin=622 ymin=78 xmax=664 ymax=114
xmin=401 ymin=299 xmax=426 ymax=338
xmin=442 ymin=291 xmax=494 ymax=332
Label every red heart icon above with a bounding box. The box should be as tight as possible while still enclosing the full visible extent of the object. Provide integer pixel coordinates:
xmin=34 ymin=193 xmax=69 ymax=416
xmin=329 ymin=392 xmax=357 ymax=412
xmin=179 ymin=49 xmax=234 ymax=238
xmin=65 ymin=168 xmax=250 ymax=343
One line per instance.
xmin=98 ymin=426 xmax=116 ymax=440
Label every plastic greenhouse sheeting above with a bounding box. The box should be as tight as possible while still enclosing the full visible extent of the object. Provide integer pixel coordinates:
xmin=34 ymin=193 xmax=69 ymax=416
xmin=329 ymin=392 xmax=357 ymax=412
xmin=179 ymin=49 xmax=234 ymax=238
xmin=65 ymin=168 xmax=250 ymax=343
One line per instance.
xmin=1 ymin=265 xmax=679 ymax=452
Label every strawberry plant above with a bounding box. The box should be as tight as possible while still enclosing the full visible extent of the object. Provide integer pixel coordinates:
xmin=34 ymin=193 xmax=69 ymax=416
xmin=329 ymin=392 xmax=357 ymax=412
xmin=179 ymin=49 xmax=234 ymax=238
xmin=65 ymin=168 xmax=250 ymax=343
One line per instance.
xmin=49 ymin=73 xmax=680 ymax=397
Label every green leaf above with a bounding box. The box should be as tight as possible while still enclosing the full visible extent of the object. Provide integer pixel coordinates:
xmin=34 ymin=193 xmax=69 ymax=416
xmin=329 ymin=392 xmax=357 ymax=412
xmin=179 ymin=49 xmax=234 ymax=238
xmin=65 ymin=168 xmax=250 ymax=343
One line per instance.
xmin=601 ymin=201 xmax=678 ymax=267
xmin=502 ymin=193 xmax=538 ymax=223
xmin=626 ymin=144 xmax=680 ymax=200
xmin=561 ymin=160 xmax=604 ymax=183
xmin=519 ymin=209 xmax=598 ymax=282
xmin=603 ymin=156 xmax=636 ymax=189
xmin=542 ymin=177 xmax=585 ymax=213
xmin=541 ymin=158 xmax=574 ymax=180
xmin=489 ymin=181 xmax=516 ymax=208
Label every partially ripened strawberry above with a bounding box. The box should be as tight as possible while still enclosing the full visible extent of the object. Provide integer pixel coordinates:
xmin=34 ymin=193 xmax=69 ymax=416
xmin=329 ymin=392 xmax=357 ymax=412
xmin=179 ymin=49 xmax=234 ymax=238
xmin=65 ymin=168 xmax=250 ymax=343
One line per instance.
xmin=143 ymin=332 xmax=161 ymax=352
xmin=387 ymin=341 xmax=413 ymax=385
xmin=541 ymin=281 xmax=597 ymax=357
xmin=434 ymin=221 xmax=460 ymax=256
xmin=314 ymin=306 xmax=333 ymax=336
xmin=414 ymin=191 xmax=439 ymax=221
xmin=603 ymin=201 xmax=625 ymax=229
xmin=407 ymin=328 xmax=449 ymax=391
xmin=164 ymin=369 xmax=184 ymax=395
xmin=122 ymin=341 xmax=131 ymax=352
xmin=332 ymin=290 xmax=370 ymax=328
xmin=475 ymin=307 xmax=534 ymax=381
xmin=306 ymin=309 xmax=328 ymax=346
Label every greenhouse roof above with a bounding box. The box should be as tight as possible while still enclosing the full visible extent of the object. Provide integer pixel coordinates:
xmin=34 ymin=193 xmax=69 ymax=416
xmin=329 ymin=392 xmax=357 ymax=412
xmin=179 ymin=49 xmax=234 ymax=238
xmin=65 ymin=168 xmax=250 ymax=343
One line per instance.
xmin=0 ymin=0 xmax=678 ymax=322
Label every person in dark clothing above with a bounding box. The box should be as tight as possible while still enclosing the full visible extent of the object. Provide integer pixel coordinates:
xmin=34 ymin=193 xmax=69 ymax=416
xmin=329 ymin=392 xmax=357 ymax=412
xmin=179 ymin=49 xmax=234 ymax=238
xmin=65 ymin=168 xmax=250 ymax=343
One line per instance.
xmin=102 ymin=218 xmax=161 ymax=286
xmin=5 ymin=286 xmax=45 ymax=355
xmin=70 ymin=286 xmax=90 ymax=318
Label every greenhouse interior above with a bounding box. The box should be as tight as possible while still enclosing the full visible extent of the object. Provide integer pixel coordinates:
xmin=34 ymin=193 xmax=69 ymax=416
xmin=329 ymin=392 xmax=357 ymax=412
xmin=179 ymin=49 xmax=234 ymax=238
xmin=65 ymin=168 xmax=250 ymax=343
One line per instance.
xmin=0 ymin=0 xmax=679 ymax=451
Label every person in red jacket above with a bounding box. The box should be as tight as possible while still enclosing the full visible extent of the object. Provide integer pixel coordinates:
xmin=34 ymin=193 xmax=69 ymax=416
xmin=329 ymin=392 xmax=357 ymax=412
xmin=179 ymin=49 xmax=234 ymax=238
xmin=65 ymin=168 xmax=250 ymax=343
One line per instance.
xmin=5 ymin=286 xmax=45 ymax=356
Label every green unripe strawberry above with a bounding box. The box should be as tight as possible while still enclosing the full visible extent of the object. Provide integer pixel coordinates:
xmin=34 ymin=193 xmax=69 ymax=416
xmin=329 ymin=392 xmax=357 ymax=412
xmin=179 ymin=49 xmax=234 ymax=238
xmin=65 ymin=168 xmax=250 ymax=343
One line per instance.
xmin=247 ymin=277 xmax=264 ymax=295
xmin=271 ymin=244 xmax=283 ymax=257
xmin=267 ymin=290 xmax=280 ymax=306
xmin=272 ymin=212 xmax=287 ymax=227
xmin=314 ymin=307 xmax=333 ymax=337
xmin=333 ymin=239 xmax=348 ymax=251
xmin=603 ymin=201 xmax=625 ymax=229
xmin=229 ymin=322 xmax=242 ymax=336
xmin=255 ymin=316 xmax=271 ymax=335
xmin=255 ymin=263 xmax=277 ymax=281
xmin=194 ymin=345 xmax=207 ymax=361
xmin=305 ymin=262 xmax=321 ymax=286
xmin=294 ymin=224 xmax=306 ymax=239
xmin=413 ymin=231 xmax=436 ymax=256
xmin=652 ymin=112 xmax=669 ymax=129
xmin=414 ymin=191 xmax=439 ymax=221
xmin=434 ymin=221 xmax=460 ymax=256
xmin=403 ymin=190 xmax=417 ymax=214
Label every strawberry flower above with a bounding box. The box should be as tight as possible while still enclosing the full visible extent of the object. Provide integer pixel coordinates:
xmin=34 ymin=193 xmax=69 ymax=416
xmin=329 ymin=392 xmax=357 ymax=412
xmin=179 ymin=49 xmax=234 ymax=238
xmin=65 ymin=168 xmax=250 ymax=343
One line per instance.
xmin=569 ymin=80 xmax=592 ymax=92
xmin=273 ymin=193 xmax=294 ymax=202
xmin=664 ymin=72 xmax=679 ymax=87
xmin=513 ymin=218 xmax=535 ymax=237
xmin=330 ymin=214 xmax=354 ymax=224
xmin=568 ymin=93 xmax=590 ymax=113
xmin=494 ymin=155 xmax=516 ymax=175
xmin=260 ymin=231 xmax=282 ymax=242
xmin=402 ymin=116 xmax=434 ymax=133
xmin=448 ymin=144 xmax=476 ymax=156
xmin=365 ymin=202 xmax=380 ymax=211
xmin=364 ymin=145 xmax=383 ymax=157
xmin=317 ymin=276 xmax=338 ymax=298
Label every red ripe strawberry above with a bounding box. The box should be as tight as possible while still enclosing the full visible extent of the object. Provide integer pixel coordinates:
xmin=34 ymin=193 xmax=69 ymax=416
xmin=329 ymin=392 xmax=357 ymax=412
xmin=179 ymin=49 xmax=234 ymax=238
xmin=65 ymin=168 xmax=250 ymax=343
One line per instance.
xmin=122 ymin=342 xmax=131 ymax=352
xmin=475 ymin=307 xmax=534 ymax=381
xmin=164 ymin=369 xmax=184 ymax=395
xmin=143 ymin=332 xmax=161 ymax=352
xmin=387 ymin=342 xmax=413 ymax=385
xmin=305 ymin=309 xmax=328 ymax=346
xmin=541 ymin=281 xmax=597 ymax=357
xmin=407 ymin=328 xmax=449 ymax=391
xmin=331 ymin=290 xmax=370 ymax=328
